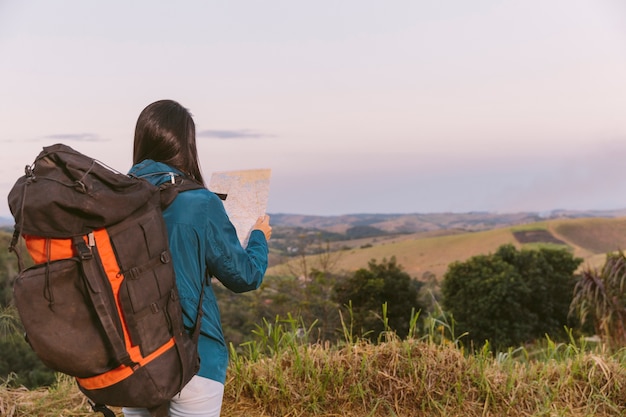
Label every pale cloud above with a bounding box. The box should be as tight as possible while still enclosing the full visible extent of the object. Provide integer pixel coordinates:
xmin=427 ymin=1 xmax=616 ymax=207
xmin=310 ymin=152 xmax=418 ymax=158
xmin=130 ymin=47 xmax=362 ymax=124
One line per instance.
xmin=42 ymin=133 xmax=108 ymax=142
xmin=197 ymin=130 xmax=272 ymax=139
xmin=0 ymin=133 xmax=108 ymax=143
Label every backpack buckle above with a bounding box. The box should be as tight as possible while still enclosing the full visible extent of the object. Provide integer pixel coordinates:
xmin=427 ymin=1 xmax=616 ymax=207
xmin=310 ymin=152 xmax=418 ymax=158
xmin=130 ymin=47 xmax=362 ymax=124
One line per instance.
xmin=75 ymin=239 xmax=93 ymax=260
xmin=25 ymin=164 xmax=35 ymax=179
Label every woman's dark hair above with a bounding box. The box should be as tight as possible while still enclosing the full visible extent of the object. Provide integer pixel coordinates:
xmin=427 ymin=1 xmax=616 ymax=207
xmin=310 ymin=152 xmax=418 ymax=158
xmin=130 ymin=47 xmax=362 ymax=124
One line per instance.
xmin=133 ymin=99 xmax=205 ymax=185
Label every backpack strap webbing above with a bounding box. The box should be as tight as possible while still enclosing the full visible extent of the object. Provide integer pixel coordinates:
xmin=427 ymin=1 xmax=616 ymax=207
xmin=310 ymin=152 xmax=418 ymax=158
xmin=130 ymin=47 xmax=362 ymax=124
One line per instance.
xmin=158 ymin=175 xmax=226 ymax=209
xmin=73 ymin=236 xmax=136 ymax=369
xmin=191 ymin=270 xmax=208 ymax=345
xmin=8 ymin=175 xmax=30 ymax=272
xmin=8 ymin=228 xmax=25 ymax=272
xmin=89 ymin=401 xmax=116 ymax=417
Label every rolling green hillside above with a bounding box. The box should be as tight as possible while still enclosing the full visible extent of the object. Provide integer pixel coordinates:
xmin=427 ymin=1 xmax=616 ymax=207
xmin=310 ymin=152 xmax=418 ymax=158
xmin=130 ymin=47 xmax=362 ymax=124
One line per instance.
xmin=268 ymin=216 xmax=626 ymax=280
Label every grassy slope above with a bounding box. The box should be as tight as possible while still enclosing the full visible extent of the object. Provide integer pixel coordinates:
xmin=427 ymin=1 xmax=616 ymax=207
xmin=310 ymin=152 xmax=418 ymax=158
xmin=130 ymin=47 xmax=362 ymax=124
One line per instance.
xmin=551 ymin=217 xmax=626 ymax=263
xmin=331 ymin=227 xmax=519 ymax=279
xmin=4 ymin=337 xmax=626 ymax=417
xmin=269 ymin=217 xmax=626 ymax=279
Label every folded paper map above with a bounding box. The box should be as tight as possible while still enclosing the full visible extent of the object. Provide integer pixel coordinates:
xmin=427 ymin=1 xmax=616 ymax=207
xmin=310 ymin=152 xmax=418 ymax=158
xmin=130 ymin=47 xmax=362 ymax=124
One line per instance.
xmin=209 ymin=169 xmax=271 ymax=246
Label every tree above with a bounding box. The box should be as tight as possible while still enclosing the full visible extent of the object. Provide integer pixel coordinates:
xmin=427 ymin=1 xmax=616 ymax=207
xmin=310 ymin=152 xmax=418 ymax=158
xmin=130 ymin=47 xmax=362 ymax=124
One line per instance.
xmin=441 ymin=244 xmax=582 ymax=349
xmin=219 ymin=237 xmax=346 ymax=346
xmin=570 ymin=252 xmax=626 ymax=350
xmin=333 ymin=257 xmax=424 ymax=340
xmin=299 ymin=268 xmax=343 ymax=341
xmin=284 ymin=236 xmax=343 ymax=282
xmin=217 ymin=270 xmax=343 ymax=345
xmin=496 ymin=244 xmax=582 ymax=337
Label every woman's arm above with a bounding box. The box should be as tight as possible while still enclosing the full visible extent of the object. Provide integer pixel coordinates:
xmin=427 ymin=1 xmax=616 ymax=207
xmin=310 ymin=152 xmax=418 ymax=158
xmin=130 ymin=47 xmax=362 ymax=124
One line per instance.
xmin=204 ymin=195 xmax=269 ymax=293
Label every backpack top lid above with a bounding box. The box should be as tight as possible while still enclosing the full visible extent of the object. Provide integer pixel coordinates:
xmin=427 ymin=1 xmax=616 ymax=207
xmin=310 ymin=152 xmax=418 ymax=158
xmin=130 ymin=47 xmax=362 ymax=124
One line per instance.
xmin=8 ymin=143 xmax=157 ymax=238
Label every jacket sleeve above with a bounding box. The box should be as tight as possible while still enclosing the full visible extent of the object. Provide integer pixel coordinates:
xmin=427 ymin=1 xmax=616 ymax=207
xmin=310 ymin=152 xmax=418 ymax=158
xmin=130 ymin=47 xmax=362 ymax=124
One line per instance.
xmin=203 ymin=193 xmax=268 ymax=293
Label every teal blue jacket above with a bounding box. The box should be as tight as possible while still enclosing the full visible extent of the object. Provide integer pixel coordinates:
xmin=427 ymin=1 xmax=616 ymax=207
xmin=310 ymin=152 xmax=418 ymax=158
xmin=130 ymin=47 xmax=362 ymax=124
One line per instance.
xmin=129 ymin=160 xmax=268 ymax=383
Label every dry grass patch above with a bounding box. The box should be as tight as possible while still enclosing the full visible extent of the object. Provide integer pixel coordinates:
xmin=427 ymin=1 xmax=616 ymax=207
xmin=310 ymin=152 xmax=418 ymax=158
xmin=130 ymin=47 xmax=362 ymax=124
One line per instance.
xmin=553 ymin=217 xmax=626 ymax=255
xmin=226 ymin=336 xmax=626 ymax=417
xmin=3 ymin=338 xmax=626 ymax=417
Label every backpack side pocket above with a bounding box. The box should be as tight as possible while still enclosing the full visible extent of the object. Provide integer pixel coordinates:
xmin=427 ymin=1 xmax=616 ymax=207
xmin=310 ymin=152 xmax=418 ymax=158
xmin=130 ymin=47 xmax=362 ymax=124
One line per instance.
xmin=14 ymin=258 xmax=114 ymax=377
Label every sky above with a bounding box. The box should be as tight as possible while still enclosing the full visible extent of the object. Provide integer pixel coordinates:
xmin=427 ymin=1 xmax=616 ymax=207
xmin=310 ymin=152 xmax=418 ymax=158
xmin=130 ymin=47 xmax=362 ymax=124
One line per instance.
xmin=1 ymin=0 xmax=626 ymax=218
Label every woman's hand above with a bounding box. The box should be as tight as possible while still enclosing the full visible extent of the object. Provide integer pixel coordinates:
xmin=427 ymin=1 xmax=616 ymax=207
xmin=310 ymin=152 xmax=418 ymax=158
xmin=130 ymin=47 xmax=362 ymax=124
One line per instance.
xmin=252 ymin=214 xmax=272 ymax=241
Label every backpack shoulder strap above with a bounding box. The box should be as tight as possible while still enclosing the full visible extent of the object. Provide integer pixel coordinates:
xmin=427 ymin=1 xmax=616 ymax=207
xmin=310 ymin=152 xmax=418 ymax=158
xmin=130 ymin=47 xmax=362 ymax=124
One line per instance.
xmin=158 ymin=175 xmax=226 ymax=209
xmin=156 ymin=175 xmax=214 ymax=345
xmin=190 ymin=271 xmax=209 ymax=345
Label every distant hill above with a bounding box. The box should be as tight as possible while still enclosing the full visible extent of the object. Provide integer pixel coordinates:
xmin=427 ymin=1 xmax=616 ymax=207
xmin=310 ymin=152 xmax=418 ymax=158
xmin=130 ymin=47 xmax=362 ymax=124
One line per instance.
xmin=3 ymin=209 xmax=625 ymax=232
xmin=269 ymin=209 xmax=626 ymax=234
xmin=267 ymin=213 xmax=626 ymax=280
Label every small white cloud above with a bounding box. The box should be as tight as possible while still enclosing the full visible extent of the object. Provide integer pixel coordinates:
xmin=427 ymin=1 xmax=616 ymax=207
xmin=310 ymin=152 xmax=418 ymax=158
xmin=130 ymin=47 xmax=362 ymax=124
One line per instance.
xmin=42 ymin=133 xmax=107 ymax=142
xmin=197 ymin=129 xmax=273 ymax=139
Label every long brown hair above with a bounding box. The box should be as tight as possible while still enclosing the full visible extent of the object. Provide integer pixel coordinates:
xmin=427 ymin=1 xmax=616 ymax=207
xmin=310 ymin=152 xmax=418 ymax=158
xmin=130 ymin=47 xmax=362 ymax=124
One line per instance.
xmin=133 ymin=99 xmax=205 ymax=185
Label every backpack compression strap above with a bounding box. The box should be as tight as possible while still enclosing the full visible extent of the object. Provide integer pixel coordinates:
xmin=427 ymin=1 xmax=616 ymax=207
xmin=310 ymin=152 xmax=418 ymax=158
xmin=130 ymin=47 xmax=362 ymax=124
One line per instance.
xmin=8 ymin=175 xmax=30 ymax=272
xmin=73 ymin=236 xmax=136 ymax=369
xmin=8 ymin=228 xmax=25 ymax=272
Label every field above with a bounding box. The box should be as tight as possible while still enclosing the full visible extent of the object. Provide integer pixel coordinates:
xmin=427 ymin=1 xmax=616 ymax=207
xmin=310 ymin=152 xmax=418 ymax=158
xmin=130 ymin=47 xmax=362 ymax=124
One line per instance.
xmin=269 ymin=216 xmax=626 ymax=280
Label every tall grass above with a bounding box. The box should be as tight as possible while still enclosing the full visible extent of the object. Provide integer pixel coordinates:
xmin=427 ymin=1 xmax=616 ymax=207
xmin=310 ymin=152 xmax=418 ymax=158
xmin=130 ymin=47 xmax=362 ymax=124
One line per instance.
xmin=3 ymin=311 xmax=626 ymax=417
xmin=224 ymin=311 xmax=626 ymax=417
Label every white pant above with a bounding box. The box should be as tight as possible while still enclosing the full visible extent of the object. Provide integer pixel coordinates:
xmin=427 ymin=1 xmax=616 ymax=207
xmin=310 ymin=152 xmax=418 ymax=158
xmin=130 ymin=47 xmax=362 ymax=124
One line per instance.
xmin=122 ymin=375 xmax=224 ymax=417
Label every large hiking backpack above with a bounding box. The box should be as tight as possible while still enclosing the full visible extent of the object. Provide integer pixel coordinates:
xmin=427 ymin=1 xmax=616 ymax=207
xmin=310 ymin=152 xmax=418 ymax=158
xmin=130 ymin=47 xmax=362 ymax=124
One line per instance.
xmin=7 ymin=144 xmax=206 ymax=417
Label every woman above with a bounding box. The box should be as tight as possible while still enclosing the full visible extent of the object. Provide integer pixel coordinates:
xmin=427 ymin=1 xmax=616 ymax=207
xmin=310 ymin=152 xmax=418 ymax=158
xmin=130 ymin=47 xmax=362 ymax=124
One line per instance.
xmin=123 ymin=99 xmax=271 ymax=417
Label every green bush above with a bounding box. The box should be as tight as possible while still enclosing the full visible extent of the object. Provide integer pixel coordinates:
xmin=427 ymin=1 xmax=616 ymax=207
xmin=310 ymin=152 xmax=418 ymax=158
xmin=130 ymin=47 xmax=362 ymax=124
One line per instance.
xmin=441 ymin=244 xmax=582 ymax=349
xmin=333 ymin=257 xmax=424 ymax=340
